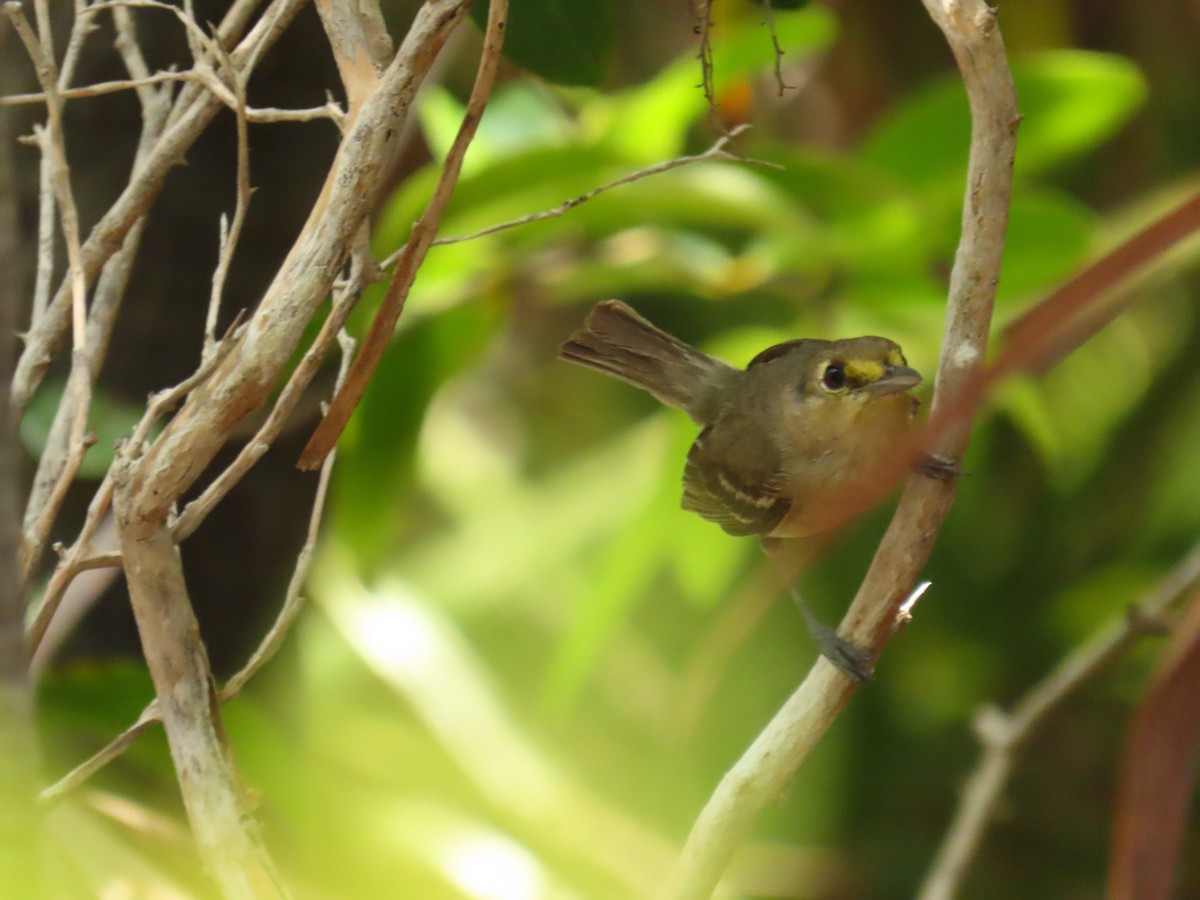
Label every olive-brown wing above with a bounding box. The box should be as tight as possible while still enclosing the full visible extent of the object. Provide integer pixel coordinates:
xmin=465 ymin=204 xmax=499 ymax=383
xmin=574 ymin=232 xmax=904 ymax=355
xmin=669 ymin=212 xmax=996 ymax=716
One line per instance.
xmin=681 ymin=425 xmax=789 ymax=537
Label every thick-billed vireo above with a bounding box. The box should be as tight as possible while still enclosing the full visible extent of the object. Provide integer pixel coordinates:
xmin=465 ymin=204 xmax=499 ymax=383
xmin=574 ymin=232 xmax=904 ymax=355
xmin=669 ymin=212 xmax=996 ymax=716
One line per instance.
xmin=560 ymin=300 xmax=943 ymax=680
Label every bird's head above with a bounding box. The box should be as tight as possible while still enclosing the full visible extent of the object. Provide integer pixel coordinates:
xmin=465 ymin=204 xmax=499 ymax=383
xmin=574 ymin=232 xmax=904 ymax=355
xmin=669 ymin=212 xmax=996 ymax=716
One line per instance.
xmin=748 ymin=335 xmax=922 ymax=406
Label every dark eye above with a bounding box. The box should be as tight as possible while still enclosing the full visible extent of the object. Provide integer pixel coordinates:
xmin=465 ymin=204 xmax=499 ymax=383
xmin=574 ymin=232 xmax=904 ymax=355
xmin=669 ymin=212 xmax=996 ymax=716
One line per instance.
xmin=822 ymin=362 xmax=846 ymax=390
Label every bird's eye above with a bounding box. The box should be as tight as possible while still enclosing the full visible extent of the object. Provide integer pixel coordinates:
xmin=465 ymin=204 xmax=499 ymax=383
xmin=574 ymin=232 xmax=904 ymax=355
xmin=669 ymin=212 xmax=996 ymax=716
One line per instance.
xmin=822 ymin=362 xmax=847 ymax=390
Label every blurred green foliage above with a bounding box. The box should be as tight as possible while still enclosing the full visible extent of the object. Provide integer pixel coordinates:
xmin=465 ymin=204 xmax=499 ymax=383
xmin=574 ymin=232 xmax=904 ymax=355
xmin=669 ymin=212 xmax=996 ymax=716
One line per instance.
xmin=35 ymin=1 xmax=1200 ymax=898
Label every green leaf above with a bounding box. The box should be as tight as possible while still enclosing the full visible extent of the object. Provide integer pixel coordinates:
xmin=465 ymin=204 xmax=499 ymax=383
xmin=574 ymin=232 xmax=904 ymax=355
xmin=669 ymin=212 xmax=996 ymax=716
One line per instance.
xmin=863 ymin=50 xmax=1147 ymax=190
xmin=417 ymin=83 xmax=576 ymax=174
xmin=754 ymin=145 xmax=933 ymax=273
xmin=333 ymin=303 xmax=501 ymax=566
xmin=470 ymin=0 xmax=615 ymax=87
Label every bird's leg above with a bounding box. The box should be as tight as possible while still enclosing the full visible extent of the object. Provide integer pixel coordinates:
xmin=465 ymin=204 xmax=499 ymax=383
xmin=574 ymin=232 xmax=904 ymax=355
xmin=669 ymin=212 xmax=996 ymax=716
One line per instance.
xmin=916 ymin=453 xmax=961 ymax=482
xmin=761 ymin=537 xmax=875 ymax=682
xmin=790 ymin=586 xmax=876 ymax=682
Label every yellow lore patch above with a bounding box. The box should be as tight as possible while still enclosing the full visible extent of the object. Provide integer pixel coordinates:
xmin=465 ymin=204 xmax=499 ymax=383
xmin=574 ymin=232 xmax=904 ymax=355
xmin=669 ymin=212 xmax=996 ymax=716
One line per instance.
xmin=844 ymin=359 xmax=884 ymax=384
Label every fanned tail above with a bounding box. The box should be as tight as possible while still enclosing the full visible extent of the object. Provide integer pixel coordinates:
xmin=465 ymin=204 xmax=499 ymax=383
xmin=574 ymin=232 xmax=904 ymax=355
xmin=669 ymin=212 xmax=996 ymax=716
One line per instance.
xmin=558 ymin=300 xmax=736 ymax=423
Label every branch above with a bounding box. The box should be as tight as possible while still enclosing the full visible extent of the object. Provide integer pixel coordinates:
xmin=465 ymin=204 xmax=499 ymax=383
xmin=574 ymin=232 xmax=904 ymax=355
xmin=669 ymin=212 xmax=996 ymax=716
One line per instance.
xmin=202 ymin=36 xmax=253 ymax=358
xmin=297 ymin=0 xmax=509 ymax=470
xmin=126 ymin=0 xmax=471 ymax=518
xmin=919 ymin=540 xmax=1200 ymax=900
xmin=20 ymin=2 xmax=171 ymax=593
xmin=173 ymin=260 xmax=366 ymax=540
xmin=404 ymin=124 xmax=774 ymax=254
xmin=6 ymin=3 xmax=97 ymax=580
xmin=661 ymin=4 xmax=1018 ymax=896
xmin=26 ymin=315 xmax=246 ymax=654
xmin=111 ymin=444 xmax=286 ymax=897
xmin=9 ymin=0 xmax=310 ymax=420
xmin=41 ymin=330 xmax=351 ymax=807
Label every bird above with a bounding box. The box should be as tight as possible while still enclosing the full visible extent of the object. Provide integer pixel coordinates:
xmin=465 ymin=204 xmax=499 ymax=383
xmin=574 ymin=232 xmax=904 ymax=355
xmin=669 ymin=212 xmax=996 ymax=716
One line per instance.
xmin=559 ymin=299 xmax=938 ymax=680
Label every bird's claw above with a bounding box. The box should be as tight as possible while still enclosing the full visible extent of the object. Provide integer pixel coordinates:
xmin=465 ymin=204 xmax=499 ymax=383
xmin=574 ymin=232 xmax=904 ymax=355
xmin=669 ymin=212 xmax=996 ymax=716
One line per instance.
xmin=792 ymin=588 xmax=876 ymax=682
xmin=917 ymin=453 xmax=962 ymax=482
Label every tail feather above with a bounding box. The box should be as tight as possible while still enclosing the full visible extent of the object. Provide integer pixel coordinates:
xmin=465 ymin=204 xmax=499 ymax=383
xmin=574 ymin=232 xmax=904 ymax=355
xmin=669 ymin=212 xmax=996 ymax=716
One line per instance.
xmin=559 ymin=300 xmax=736 ymax=423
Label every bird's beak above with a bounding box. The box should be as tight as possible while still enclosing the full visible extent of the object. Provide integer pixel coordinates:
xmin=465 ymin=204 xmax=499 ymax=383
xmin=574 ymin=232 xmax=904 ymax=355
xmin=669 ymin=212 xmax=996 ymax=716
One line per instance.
xmin=867 ymin=364 xmax=922 ymax=397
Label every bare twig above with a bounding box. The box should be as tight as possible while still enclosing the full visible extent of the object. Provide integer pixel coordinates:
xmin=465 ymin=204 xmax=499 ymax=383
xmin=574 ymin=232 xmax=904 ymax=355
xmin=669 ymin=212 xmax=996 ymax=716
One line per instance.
xmin=2 ymin=73 xmax=347 ymax=124
xmin=297 ymin=0 xmax=509 ymax=470
xmin=59 ymin=1 xmax=102 ymax=88
xmin=394 ymin=124 xmax=772 ymax=255
xmin=7 ymin=4 xmax=98 ymax=579
xmin=661 ymin=4 xmax=1018 ymax=896
xmin=124 ymin=0 xmax=470 ymax=522
xmin=62 ymin=5 xmax=473 ymax=884
xmin=19 ymin=2 xmax=171 ymax=597
xmin=693 ymin=0 xmax=718 ymax=122
xmin=919 ymin=540 xmax=1200 ymax=900
xmin=30 ymin=142 xmax=55 ymax=327
xmin=27 ymin=315 xmax=246 ymax=653
xmin=203 ymin=38 xmax=252 ymax=359
xmin=41 ymin=329 xmax=352 ymax=807
xmin=10 ymin=0 xmax=309 ymax=420
xmin=5 ymin=5 xmax=89 ymax=355
xmin=173 ymin=262 xmax=365 ymax=539
xmin=221 ymin=330 xmax=351 ymax=697
xmin=762 ymin=0 xmax=793 ymax=97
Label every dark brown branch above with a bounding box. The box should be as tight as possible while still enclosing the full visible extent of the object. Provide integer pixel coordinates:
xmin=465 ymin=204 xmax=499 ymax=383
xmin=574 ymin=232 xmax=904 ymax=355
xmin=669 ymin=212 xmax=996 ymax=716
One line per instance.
xmin=297 ymin=0 xmax=509 ymax=470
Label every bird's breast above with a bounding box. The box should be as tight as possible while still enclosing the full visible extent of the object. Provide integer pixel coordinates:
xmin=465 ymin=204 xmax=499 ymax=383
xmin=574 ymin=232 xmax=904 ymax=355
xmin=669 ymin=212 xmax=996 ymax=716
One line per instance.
xmin=770 ymin=393 xmax=916 ymax=538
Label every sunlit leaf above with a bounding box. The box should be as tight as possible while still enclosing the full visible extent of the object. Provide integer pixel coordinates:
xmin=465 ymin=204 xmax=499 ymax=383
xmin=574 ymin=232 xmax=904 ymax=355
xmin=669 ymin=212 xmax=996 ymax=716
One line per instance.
xmin=418 ymin=84 xmax=577 ymax=174
xmin=863 ymin=50 xmax=1147 ymax=190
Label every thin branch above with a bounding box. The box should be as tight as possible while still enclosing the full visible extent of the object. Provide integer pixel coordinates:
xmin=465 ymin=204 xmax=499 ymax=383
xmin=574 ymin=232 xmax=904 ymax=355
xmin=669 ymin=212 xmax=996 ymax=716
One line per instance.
xmin=8 ymin=4 xmax=98 ymax=578
xmin=59 ymin=0 xmax=102 ymax=89
xmin=203 ymin=38 xmax=252 ymax=359
xmin=297 ymin=0 xmax=510 ymax=470
xmin=221 ymin=329 xmax=351 ymax=698
xmin=762 ymin=0 xmax=793 ymax=97
xmin=172 ymin=260 xmax=365 ymax=540
xmin=20 ymin=2 xmax=171 ymax=596
xmin=693 ymin=0 xmax=718 ymax=122
xmin=918 ymin=540 xmax=1200 ymax=900
xmin=30 ymin=141 xmax=55 ymax=327
xmin=2 ymin=72 xmax=345 ymax=126
xmin=10 ymin=0 xmax=309 ymax=421
xmin=661 ymin=3 xmax=1018 ymax=896
xmin=5 ymin=4 xmax=89 ymax=353
xmin=27 ymin=315 xmax=246 ymax=653
xmin=395 ymin=124 xmax=773 ymax=255
xmin=41 ymin=329 xmax=352 ymax=807
xmin=120 ymin=0 xmax=470 ymax=524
